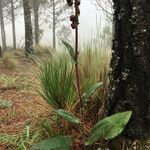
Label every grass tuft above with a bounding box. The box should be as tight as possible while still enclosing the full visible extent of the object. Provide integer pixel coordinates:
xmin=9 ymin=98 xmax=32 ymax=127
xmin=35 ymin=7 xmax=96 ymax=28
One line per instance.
xmin=0 ymin=52 xmax=18 ymax=69
xmin=39 ymin=55 xmax=75 ymax=110
xmin=0 ymin=99 xmax=12 ymax=108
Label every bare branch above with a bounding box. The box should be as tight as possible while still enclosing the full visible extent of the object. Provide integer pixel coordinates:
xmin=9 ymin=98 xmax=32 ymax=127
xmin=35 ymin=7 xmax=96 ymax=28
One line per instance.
xmin=95 ymin=0 xmax=113 ymax=16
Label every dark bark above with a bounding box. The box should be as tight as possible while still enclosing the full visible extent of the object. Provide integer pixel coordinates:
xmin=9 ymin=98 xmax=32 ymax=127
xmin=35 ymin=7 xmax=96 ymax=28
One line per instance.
xmin=23 ymin=0 xmax=33 ymax=57
xmin=108 ymin=0 xmax=150 ymax=139
xmin=11 ymin=0 xmax=16 ymax=50
xmin=0 ymin=0 xmax=7 ymax=52
xmin=33 ymin=0 xmax=40 ymax=46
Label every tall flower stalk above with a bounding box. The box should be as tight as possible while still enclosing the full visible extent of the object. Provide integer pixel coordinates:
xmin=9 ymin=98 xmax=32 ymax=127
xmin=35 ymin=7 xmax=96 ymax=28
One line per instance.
xmin=67 ymin=0 xmax=85 ymax=141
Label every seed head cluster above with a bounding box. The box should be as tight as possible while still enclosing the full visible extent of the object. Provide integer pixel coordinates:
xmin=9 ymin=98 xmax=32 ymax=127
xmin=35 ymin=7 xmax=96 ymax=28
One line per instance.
xmin=67 ymin=0 xmax=81 ymax=29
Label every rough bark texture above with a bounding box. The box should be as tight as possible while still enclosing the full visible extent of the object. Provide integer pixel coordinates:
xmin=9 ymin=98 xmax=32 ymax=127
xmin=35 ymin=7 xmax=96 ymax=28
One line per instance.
xmin=23 ymin=0 xmax=33 ymax=57
xmin=11 ymin=0 xmax=16 ymax=50
xmin=33 ymin=0 xmax=40 ymax=46
xmin=108 ymin=0 xmax=150 ymax=139
xmin=0 ymin=0 xmax=7 ymax=52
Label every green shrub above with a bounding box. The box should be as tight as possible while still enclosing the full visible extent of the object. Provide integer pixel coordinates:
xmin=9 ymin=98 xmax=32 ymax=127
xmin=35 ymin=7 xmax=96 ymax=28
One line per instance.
xmin=39 ymin=56 xmax=75 ymax=110
xmin=1 ymin=52 xmax=18 ymax=69
xmin=0 ymin=126 xmax=40 ymax=149
xmin=0 ymin=99 xmax=12 ymax=108
xmin=0 ymin=75 xmax=18 ymax=88
xmin=34 ymin=46 xmax=52 ymax=56
xmin=0 ymin=133 xmax=18 ymax=145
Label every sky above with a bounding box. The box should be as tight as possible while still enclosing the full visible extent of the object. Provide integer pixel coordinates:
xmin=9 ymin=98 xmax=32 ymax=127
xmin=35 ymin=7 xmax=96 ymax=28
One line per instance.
xmin=0 ymin=0 xmax=104 ymax=47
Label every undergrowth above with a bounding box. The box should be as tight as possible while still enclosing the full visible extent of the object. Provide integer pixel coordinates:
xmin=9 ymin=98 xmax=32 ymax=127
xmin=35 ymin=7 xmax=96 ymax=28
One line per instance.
xmin=0 ymin=52 xmax=18 ymax=69
xmin=0 ymin=45 xmax=111 ymax=149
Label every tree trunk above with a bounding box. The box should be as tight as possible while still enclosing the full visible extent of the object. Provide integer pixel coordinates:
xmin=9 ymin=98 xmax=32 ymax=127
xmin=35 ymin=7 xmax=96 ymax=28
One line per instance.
xmin=108 ymin=0 xmax=150 ymax=139
xmin=10 ymin=0 xmax=16 ymax=50
xmin=23 ymin=0 xmax=33 ymax=57
xmin=52 ymin=0 xmax=56 ymax=49
xmin=33 ymin=0 xmax=40 ymax=46
xmin=0 ymin=0 xmax=7 ymax=52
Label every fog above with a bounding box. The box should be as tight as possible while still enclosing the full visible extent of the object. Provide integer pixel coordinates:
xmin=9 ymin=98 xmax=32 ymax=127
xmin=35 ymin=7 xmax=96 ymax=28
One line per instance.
xmin=0 ymin=0 xmax=104 ymax=47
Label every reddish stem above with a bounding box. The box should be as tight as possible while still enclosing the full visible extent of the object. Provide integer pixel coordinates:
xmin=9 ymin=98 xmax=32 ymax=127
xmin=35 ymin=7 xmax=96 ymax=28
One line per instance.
xmin=74 ymin=0 xmax=85 ymax=141
xmin=75 ymin=27 xmax=84 ymax=119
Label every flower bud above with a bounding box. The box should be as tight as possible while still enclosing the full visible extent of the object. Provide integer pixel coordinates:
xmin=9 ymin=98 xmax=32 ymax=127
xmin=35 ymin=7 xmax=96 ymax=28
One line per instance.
xmin=67 ymin=0 xmax=73 ymax=6
xmin=71 ymin=22 xmax=78 ymax=29
xmin=75 ymin=0 xmax=81 ymax=6
xmin=70 ymin=15 xmax=78 ymax=22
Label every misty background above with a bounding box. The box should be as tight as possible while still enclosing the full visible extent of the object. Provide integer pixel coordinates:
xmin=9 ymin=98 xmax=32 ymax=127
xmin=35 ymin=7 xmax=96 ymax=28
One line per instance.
xmin=0 ymin=0 xmax=112 ymax=48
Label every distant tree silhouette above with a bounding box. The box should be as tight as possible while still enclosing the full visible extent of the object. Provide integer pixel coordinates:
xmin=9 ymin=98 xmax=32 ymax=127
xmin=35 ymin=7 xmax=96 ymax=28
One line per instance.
xmin=0 ymin=0 xmax=7 ymax=53
xmin=22 ymin=0 xmax=33 ymax=57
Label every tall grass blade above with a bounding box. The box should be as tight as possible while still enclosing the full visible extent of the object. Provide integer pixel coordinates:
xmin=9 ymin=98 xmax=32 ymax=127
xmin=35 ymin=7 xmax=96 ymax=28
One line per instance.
xmin=39 ymin=56 xmax=75 ymax=110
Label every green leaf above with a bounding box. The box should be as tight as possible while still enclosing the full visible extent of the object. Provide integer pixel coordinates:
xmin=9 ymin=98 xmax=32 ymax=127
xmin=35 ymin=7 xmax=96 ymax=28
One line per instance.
xmin=31 ymin=136 xmax=72 ymax=150
xmin=25 ymin=125 xmax=30 ymax=139
xmin=54 ymin=109 xmax=80 ymax=124
xmin=83 ymin=82 xmax=103 ymax=101
xmin=0 ymin=99 xmax=12 ymax=108
xmin=86 ymin=111 xmax=132 ymax=145
xmin=0 ymin=133 xmax=18 ymax=145
xmin=62 ymin=40 xmax=74 ymax=61
xmin=38 ymin=57 xmax=75 ymax=109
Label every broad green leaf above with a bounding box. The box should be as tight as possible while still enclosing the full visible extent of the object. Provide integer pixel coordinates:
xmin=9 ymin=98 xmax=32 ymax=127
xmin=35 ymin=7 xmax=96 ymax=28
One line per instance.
xmin=86 ymin=111 xmax=132 ymax=145
xmin=62 ymin=40 xmax=74 ymax=61
xmin=31 ymin=135 xmax=72 ymax=150
xmin=54 ymin=109 xmax=80 ymax=124
xmin=83 ymin=82 xmax=103 ymax=101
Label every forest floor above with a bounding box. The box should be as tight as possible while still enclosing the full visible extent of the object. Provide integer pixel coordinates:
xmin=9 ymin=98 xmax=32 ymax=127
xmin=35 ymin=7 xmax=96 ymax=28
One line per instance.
xmin=0 ymin=52 xmax=51 ymax=149
xmin=0 ymin=50 xmax=150 ymax=150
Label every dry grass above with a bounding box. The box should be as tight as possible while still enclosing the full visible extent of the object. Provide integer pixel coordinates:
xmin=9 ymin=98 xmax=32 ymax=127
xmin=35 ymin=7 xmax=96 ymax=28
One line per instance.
xmin=0 ymin=48 xmax=149 ymax=149
xmin=0 ymin=52 xmax=18 ymax=69
xmin=0 ymin=51 xmax=51 ymax=149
